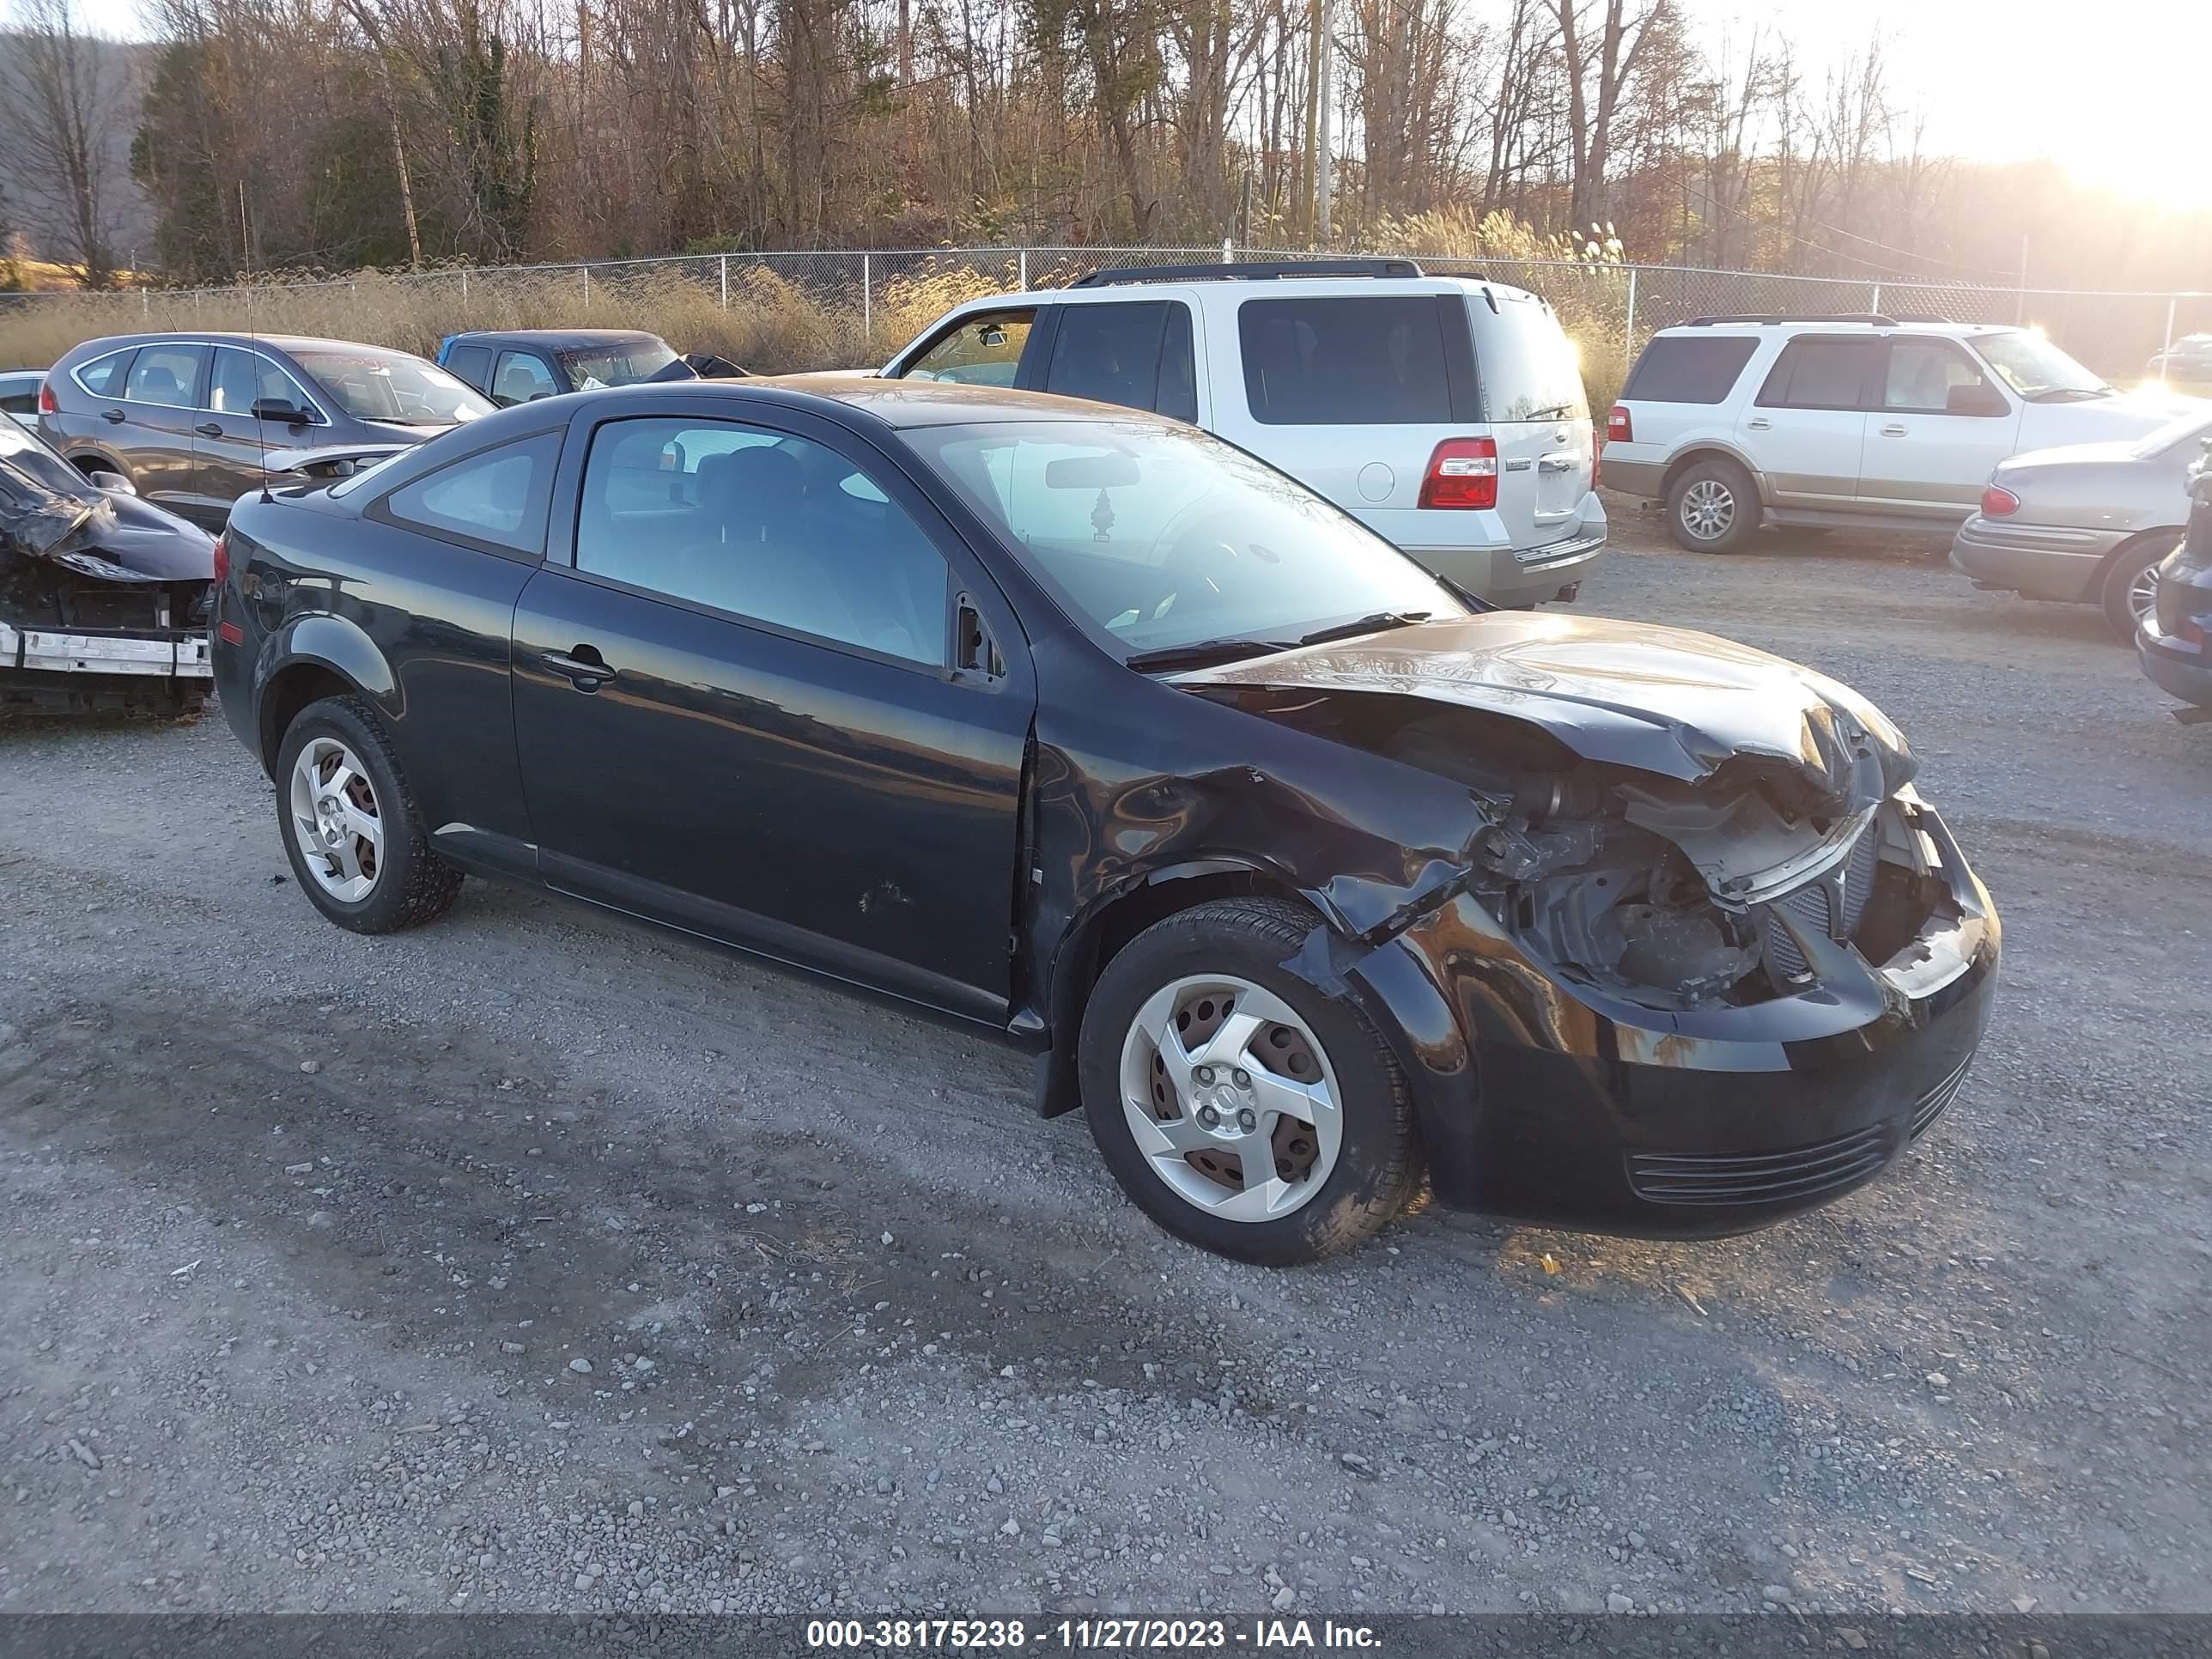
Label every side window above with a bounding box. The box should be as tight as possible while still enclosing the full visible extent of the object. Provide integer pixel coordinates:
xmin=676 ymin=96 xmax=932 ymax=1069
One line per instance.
xmin=1238 ymin=296 xmax=1450 ymax=425
xmin=444 ymin=343 xmax=494 ymax=393
xmin=901 ymin=310 xmax=1035 ymax=386
xmin=210 ymin=348 xmax=296 ymax=416
xmin=1756 ymin=339 xmax=1879 ymax=410
xmin=382 ymin=431 xmax=561 ymax=555
xmin=0 ymin=381 xmax=34 ymax=416
xmin=1157 ymin=304 xmax=1198 ymax=423
xmin=125 ymin=344 xmax=208 ymax=410
xmin=1622 ymin=336 xmax=1760 ymax=404
xmin=1044 ymin=301 xmax=1170 ymax=413
xmin=1883 ymin=339 xmax=2002 ymax=416
xmin=574 ymin=416 xmax=950 ymax=666
xmin=76 ymin=350 xmax=133 ymax=398
xmin=492 ymin=350 xmax=561 ymax=407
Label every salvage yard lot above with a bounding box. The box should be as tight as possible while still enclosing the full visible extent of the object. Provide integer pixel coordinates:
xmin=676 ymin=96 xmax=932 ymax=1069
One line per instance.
xmin=2 ymin=508 xmax=2208 ymax=1616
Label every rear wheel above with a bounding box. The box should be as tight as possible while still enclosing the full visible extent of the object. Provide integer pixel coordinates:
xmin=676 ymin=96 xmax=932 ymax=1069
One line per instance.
xmin=275 ymin=696 xmax=463 ymax=933
xmin=2100 ymin=534 xmax=2177 ymax=641
xmin=1666 ymin=457 xmax=1760 ymax=553
xmin=1079 ymin=897 xmax=1423 ymax=1265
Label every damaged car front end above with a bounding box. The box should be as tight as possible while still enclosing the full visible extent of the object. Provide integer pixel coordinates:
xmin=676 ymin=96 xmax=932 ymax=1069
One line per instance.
xmin=1167 ymin=613 xmax=1998 ymax=1234
xmin=1 ymin=419 xmax=216 ymax=713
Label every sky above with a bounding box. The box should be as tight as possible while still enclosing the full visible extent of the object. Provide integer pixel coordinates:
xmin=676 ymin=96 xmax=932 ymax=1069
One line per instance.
xmin=46 ymin=0 xmax=2212 ymax=211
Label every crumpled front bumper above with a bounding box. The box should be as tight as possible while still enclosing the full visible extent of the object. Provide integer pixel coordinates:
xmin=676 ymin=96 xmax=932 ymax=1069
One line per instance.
xmin=1342 ymin=795 xmax=2000 ymax=1236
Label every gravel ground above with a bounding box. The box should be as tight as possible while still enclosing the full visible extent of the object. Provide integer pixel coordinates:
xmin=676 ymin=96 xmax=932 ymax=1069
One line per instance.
xmin=2 ymin=507 xmax=2208 ymax=1618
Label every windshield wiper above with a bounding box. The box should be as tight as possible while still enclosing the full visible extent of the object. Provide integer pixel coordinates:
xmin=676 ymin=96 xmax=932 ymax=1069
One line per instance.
xmin=1293 ymin=610 xmax=1432 ymax=647
xmin=1123 ymin=635 xmax=1295 ymax=672
xmin=2028 ymin=386 xmax=2115 ymax=403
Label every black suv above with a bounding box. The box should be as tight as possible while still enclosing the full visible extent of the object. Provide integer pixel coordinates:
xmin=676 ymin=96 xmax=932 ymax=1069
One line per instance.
xmin=38 ymin=333 xmax=493 ymax=529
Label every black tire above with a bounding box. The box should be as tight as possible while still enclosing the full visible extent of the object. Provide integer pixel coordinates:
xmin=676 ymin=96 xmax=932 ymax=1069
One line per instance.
xmin=1078 ymin=897 xmax=1424 ymax=1266
xmin=2100 ymin=533 xmax=2179 ymax=641
xmin=275 ymin=695 xmax=463 ymax=933
xmin=1665 ymin=456 xmax=1761 ymax=553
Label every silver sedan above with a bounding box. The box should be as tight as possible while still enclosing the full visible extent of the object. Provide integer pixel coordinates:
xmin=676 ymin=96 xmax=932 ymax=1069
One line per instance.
xmin=1950 ymin=410 xmax=2212 ymax=639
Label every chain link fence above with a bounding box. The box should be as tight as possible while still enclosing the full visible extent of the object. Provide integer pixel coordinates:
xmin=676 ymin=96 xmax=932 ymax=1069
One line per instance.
xmin=4 ymin=244 xmax=2206 ymax=391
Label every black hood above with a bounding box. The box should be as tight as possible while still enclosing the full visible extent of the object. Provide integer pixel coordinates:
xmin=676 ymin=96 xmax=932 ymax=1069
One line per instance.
xmin=1174 ymin=612 xmax=1915 ymax=802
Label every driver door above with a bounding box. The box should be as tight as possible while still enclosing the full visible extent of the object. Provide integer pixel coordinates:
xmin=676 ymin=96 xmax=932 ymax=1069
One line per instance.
xmin=509 ymin=401 xmax=1035 ymax=1023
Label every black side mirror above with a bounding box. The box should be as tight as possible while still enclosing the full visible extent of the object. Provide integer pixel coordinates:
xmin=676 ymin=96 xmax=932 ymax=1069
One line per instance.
xmin=1947 ymin=383 xmax=2008 ymax=417
xmin=251 ymin=398 xmax=316 ymax=427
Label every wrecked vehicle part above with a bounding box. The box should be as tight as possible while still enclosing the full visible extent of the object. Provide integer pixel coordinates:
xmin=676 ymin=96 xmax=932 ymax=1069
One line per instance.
xmin=2 ymin=423 xmax=215 ymax=708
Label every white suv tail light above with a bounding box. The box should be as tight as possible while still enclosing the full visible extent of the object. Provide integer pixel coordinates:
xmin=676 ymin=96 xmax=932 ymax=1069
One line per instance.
xmin=1419 ymin=438 xmax=1499 ymax=510
xmin=1606 ymin=404 xmax=1633 ymax=443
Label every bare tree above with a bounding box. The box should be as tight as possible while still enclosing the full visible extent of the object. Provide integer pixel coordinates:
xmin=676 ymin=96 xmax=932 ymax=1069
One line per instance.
xmin=2 ymin=0 xmax=128 ymax=285
xmin=1550 ymin=0 xmax=1668 ymax=233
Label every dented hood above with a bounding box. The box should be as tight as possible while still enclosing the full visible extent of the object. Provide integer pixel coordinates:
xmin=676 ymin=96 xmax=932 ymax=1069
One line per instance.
xmin=1174 ymin=611 xmax=1912 ymax=794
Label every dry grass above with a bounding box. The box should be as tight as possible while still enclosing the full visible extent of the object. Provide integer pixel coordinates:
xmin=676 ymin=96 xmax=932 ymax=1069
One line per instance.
xmin=0 ymin=244 xmax=1629 ymax=410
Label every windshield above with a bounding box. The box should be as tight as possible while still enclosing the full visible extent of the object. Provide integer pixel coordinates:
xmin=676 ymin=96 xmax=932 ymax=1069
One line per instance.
xmin=291 ymin=347 xmax=493 ymax=427
xmin=559 ymin=339 xmax=680 ymax=391
xmin=0 ymin=416 xmax=95 ymax=497
xmin=1971 ymin=331 xmax=2111 ymax=402
xmin=902 ymin=419 xmax=1462 ymax=658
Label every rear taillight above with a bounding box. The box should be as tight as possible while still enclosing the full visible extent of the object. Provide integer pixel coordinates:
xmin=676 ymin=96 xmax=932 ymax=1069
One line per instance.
xmin=1606 ymin=404 xmax=1632 ymax=444
xmin=37 ymin=380 xmax=56 ymax=415
xmin=1981 ymin=484 xmax=2020 ymax=518
xmin=1591 ymin=429 xmax=1602 ymax=492
xmin=210 ymin=532 xmax=230 ymax=585
xmin=1419 ymin=437 xmax=1499 ymax=510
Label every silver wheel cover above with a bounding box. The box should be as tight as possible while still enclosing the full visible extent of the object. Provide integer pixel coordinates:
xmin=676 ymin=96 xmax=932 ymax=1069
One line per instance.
xmin=1117 ymin=974 xmax=1345 ymax=1223
xmin=289 ymin=737 xmax=384 ymax=902
xmin=1680 ymin=477 xmax=1735 ymax=541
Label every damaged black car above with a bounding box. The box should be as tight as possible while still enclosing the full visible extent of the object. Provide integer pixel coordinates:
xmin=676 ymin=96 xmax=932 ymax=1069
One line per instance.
xmin=2 ymin=417 xmax=216 ymax=713
xmin=209 ymin=380 xmax=1999 ymax=1264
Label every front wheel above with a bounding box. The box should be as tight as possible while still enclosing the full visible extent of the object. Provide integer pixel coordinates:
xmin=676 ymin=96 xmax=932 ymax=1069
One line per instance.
xmin=275 ymin=695 xmax=463 ymax=933
xmin=1078 ymin=898 xmax=1423 ymax=1265
xmin=1666 ymin=458 xmax=1761 ymax=552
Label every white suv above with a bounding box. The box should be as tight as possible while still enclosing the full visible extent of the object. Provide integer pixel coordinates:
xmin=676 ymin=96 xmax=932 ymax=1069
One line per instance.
xmin=1602 ymin=315 xmax=2206 ymax=552
xmin=878 ymin=260 xmax=1604 ymax=605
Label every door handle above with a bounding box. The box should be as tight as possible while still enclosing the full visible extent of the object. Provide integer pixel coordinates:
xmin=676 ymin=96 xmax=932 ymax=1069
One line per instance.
xmin=195 ymin=422 xmax=223 ymax=437
xmin=1879 ymin=422 xmax=1909 ymax=437
xmin=1745 ymin=417 xmax=1771 ymax=430
xmin=540 ymin=647 xmax=617 ymax=690
xmin=101 ymin=408 xmax=125 ymax=423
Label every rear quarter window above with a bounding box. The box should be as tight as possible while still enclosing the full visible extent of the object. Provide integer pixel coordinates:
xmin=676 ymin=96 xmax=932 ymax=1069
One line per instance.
xmin=1622 ymin=335 xmax=1760 ymax=404
xmin=1239 ymin=295 xmax=1451 ymax=425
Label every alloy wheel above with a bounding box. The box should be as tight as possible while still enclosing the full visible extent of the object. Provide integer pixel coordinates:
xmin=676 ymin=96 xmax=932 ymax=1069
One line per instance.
xmin=1679 ymin=478 xmax=1735 ymax=542
xmin=289 ymin=737 xmax=383 ymax=902
xmin=1116 ymin=975 xmax=1343 ymax=1222
xmin=2127 ymin=562 xmax=2161 ymax=625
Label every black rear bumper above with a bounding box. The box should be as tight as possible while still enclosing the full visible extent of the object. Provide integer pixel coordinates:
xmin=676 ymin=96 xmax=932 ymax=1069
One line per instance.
xmin=1346 ymin=797 xmax=1999 ymax=1236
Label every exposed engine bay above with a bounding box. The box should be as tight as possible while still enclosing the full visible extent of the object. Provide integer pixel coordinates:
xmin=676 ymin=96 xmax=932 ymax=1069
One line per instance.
xmin=1 ymin=419 xmax=216 ymax=712
xmin=1176 ymin=614 xmax=1957 ymax=1012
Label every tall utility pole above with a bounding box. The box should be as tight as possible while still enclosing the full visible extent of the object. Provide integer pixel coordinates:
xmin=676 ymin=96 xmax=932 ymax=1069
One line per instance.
xmin=1302 ymin=0 xmax=1322 ymax=234
xmin=1315 ymin=0 xmax=1335 ymax=241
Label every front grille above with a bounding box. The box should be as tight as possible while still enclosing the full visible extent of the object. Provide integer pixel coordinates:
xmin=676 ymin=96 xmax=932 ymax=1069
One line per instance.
xmin=1627 ymin=1122 xmax=1894 ymax=1208
xmin=1910 ymin=1053 xmax=1973 ymax=1139
xmin=1765 ymin=825 xmax=1881 ymax=980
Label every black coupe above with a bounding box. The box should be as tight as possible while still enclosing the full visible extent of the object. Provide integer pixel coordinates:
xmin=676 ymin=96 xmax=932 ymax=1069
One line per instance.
xmin=209 ymin=378 xmax=1999 ymax=1263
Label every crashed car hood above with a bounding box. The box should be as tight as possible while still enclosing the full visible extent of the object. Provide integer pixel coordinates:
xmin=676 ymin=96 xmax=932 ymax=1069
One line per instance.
xmin=1172 ymin=611 xmax=1912 ymax=791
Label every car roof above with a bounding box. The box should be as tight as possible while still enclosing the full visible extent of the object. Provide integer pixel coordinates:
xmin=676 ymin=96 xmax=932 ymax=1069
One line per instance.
xmin=517 ymin=374 xmax=1180 ymax=431
xmin=953 ymin=273 xmax=1544 ymax=307
xmin=445 ymin=329 xmax=665 ymax=349
xmin=1650 ymin=319 xmax=2017 ymax=339
xmin=58 ymin=332 xmax=428 ymax=358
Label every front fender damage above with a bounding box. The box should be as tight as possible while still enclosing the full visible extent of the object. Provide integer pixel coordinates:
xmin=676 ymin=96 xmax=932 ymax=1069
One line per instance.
xmin=1177 ymin=618 xmax=1936 ymax=1020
